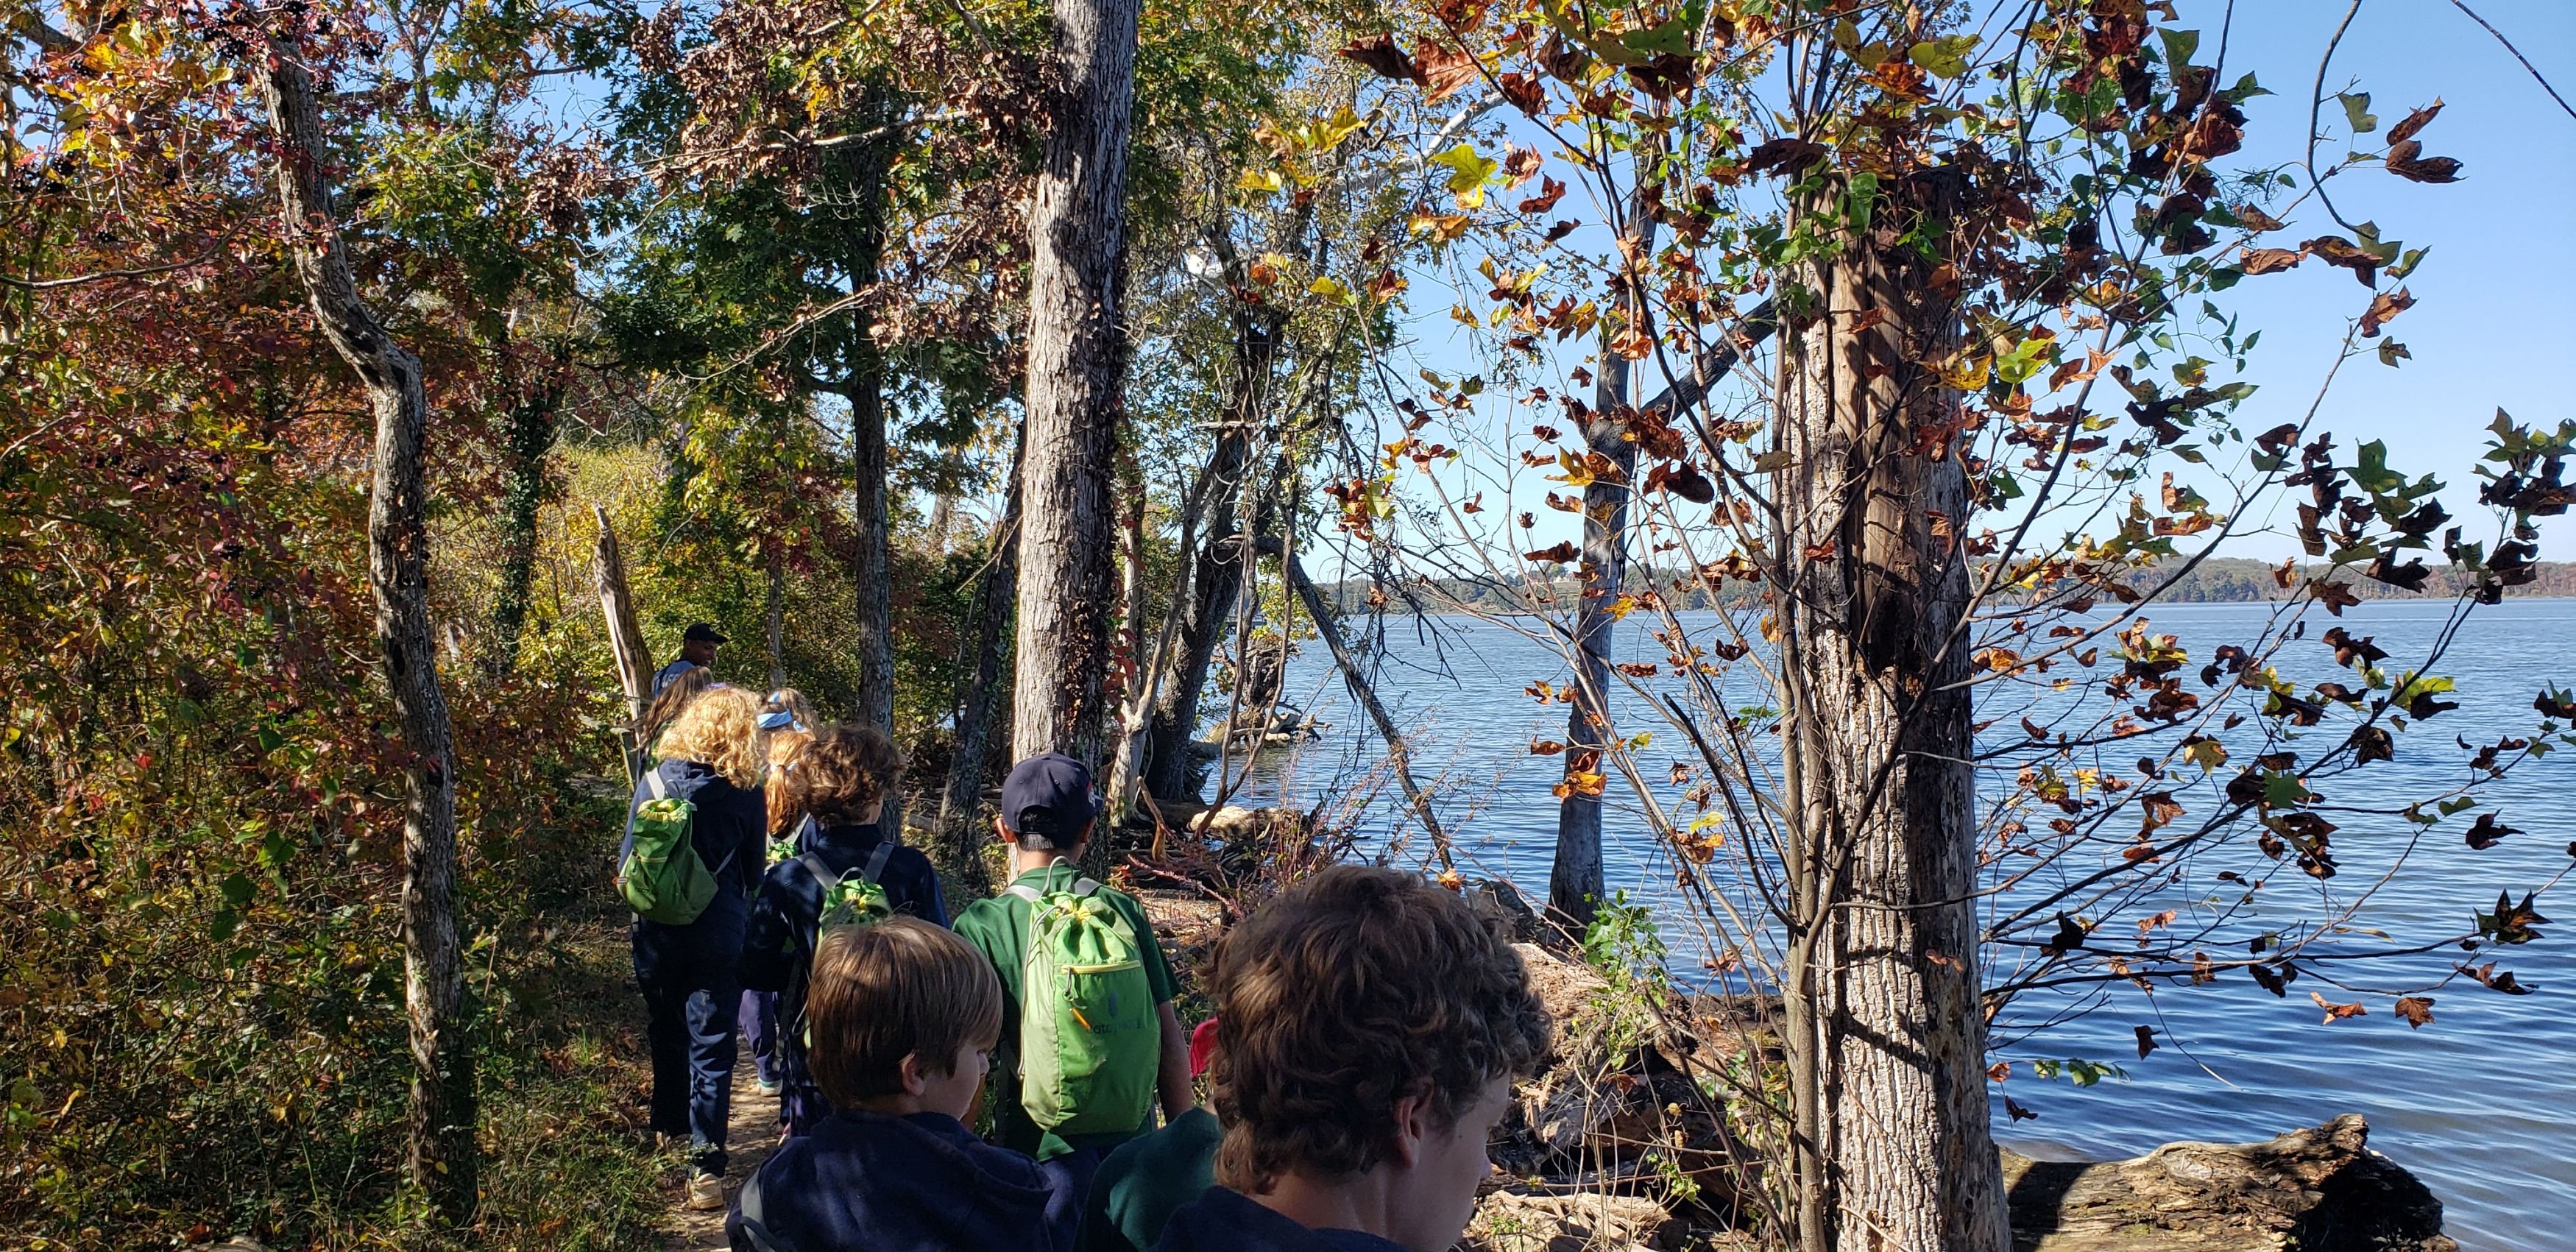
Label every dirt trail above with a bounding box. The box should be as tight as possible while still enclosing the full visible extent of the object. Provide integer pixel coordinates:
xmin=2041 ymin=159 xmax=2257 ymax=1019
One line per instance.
xmin=660 ymin=1036 xmax=782 ymax=1251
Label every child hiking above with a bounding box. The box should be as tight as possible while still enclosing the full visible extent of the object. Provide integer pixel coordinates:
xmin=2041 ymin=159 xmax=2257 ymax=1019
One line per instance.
xmin=728 ymin=918 xmax=1060 ymax=1252
xmin=953 ymin=752 xmax=1195 ymax=1241
xmin=621 ymin=683 xmax=769 ymax=1212
xmin=740 ymin=724 xmax=948 ymax=1136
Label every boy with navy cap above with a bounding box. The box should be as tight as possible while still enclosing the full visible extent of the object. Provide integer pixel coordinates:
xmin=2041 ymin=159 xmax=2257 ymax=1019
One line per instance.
xmin=953 ymin=753 xmax=1197 ymax=1243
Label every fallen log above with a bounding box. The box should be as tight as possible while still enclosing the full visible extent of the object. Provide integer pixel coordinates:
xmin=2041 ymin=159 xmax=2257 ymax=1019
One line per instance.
xmin=2003 ymin=1114 xmax=2454 ymax=1252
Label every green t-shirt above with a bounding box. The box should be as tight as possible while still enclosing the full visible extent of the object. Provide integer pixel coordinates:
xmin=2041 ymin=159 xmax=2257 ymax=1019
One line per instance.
xmin=953 ymin=862 xmax=1178 ymax=1161
xmin=1080 ymin=1106 xmax=1221 ymax=1252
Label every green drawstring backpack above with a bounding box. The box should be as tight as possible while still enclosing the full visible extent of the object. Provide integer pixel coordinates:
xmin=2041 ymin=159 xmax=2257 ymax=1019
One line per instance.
xmin=618 ymin=769 xmax=732 ymax=924
xmin=803 ymin=843 xmax=896 ymax=949
xmin=1008 ymin=866 xmax=1158 ymax=1136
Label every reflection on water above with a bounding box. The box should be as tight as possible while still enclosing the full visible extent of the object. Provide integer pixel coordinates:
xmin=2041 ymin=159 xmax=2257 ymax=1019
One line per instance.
xmin=1213 ymin=598 xmax=2576 ymax=1251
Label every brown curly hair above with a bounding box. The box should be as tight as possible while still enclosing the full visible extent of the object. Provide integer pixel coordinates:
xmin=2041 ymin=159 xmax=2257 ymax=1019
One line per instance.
xmin=785 ymin=723 xmax=906 ymax=827
xmin=1204 ymin=865 xmax=1551 ymax=1192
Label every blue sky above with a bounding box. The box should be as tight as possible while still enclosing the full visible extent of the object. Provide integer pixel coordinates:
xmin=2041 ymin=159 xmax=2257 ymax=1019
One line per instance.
xmin=1354 ymin=0 xmax=2576 ymax=577
xmin=2175 ymin=0 xmax=2576 ymax=558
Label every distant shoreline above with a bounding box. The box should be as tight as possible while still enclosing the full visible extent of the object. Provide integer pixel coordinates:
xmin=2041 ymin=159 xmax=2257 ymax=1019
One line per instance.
xmin=1320 ymin=558 xmax=2576 ymax=618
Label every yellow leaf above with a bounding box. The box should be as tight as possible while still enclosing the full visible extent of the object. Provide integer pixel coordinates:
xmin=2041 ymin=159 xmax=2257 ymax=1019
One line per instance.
xmin=1936 ymin=354 xmax=1990 ymax=391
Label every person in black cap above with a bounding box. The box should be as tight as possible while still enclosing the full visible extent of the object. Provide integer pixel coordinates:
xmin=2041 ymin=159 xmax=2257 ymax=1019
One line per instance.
xmin=952 ymin=753 xmax=1196 ymax=1244
xmin=656 ymin=622 xmax=727 ymax=695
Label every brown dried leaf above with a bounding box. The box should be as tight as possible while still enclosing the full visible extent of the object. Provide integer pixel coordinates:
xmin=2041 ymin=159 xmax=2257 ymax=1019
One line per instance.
xmin=2360 ymin=286 xmax=2414 ymax=338
xmin=1416 ymin=42 xmax=1482 ymax=103
xmin=2387 ymin=99 xmax=2444 ymax=144
xmin=2241 ymin=247 xmax=2304 ymax=275
xmin=2310 ymin=991 xmax=2368 ymax=1023
xmin=1339 ymin=34 xmax=1421 ymax=84
xmin=2394 ymin=996 xmax=2435 ymax=1028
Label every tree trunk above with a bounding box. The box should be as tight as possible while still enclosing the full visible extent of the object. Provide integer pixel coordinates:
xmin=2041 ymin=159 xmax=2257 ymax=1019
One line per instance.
xmin=842 ymin=147 xmax=895 ymax=740
xmin=257 ymin=39 xmax=474 ymax=1220
xmin=1103 ymin=484 xmax=1153 ymax=818
xmin=937 ymin=469 xmax=1021 ymax=897
xmin=1550 ymin=171 xmax=1659 ymax=928
xmin=592 ymin=505 xmax=654 ymax=783
xmin=1142 ymin=310 xmax=1274 ymax=799
xmin=1011 ymin=0 xmax=1139 ymax=768
xmin=1775 ymin=173 xmax=2006 ymax=1252
xmin=765 ymin=546 xmax=786 ymax=693
xmin=487 ymin=381 xmax=559 ymax=675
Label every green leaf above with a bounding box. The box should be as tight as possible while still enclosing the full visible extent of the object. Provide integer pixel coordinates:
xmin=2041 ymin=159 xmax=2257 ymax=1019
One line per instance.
xmin=1429 ymin=144 xmax=1500 ymax=206
xmin=2223 ymin=71 xmax=2270 ymax=103
xmin=1908 ymin=35 xmax=1979 ymax=79
xmin=219 ymin=872 xmax=256 ymax=908
xmin=2156 ymin=28 xmax=2199 ymax=71
xmin=210 ymin=908 xmax=240 ymax=942
xmin=2262 ymin=771 xmax=2311 ymax=807
xmin=2378 ymin=339 xmax=2410 ymax=367
xmin=1624 ymin=18 xmax=1694 ymax=58
xmin=2339 ymin=92 xmax=2377 ymax=135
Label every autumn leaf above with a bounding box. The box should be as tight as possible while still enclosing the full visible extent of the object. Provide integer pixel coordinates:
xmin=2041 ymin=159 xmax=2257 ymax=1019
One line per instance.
xmin=1340 ymin=34 xmax=1422 ymax=84
xmin=1529 ymin=739 xmax=1565 ymax=755
xmin=2240 ymin=247 xmax=2303 ymax=275
xmin=2306 ymin=578 xmax=2361 ymax=615
xmin=2232 ymin=203 xmax=2289 ymax=232
xmin=2360 ymin=286 xmax=2413 ymax=338
xmin=2465 ymin=812 xmax=2519 ymax=851
xmin=1551 ymin=768 xmax=1607 ymax=799
xmin=2388 ymin=99 xmax=2444 ymax=144
xmin=1416 ymin=42 xmax=1482 ymax=103
xmin=1738 ymin=136 xmax=1825 ymax=179
xmin=2310 ymin=991 xmax=2368 ymax=1024
xmin=1517 ymin=176 xmax=1567 ymax=214
xmin=1660 ymin=462 xmax=1715 ymax=504
xmin=2133 ymin=1025 xmax=2157 ymax=1058
xmin=2462 ymin=961 xmax=2533 ymax=995
xmin=2005 ymin=1097 xmax=2039 ymax=1122
xmin=1524 ymin=541 xmax=1577 ymax=563
xmin=2383 ymin=100 xmax=2463 ymax=183
xmin=2393 ymin=996 xmax=2435 ymax=1029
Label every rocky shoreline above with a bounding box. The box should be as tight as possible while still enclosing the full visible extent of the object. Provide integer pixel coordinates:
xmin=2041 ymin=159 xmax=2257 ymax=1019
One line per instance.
xmin=1121 ymin=844 xmax=2458 ymax=1252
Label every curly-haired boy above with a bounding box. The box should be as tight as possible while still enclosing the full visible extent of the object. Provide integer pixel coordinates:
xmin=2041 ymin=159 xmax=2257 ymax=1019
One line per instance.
xmin=1153 ymin=866 xmax=1552 ymax=1252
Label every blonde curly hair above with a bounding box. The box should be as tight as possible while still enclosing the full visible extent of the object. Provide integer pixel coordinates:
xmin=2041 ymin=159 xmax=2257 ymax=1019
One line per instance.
xmin=655 ymin=685 xmax=766 ymax=788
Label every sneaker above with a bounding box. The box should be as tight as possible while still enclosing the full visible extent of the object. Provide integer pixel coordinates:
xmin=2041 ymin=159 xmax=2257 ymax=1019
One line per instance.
xmin=756 ymin=1078 xmax=782 ymax=1097
xmin=684 ymin=1172 xmax=726 ymax=1212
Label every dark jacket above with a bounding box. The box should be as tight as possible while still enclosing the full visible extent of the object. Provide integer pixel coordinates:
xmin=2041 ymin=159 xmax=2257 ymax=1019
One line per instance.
xmin=728 ymin=1109 xmax=1058 ymax=1252
xmin=1151 ymin=1186 xmax=1404 ymax=1252
xmin=738 ymin=822 xmax=947 ymax=1134
xmin=626 ymin=758 xmax=766 ymax=978
xmin=740 ymin=821 xmax=949 ymax=995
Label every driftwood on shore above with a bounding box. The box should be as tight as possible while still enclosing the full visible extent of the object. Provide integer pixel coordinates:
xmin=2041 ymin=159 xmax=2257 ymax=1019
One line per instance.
xmin=2003 ymin=1114 xmax=2454 ymax=1252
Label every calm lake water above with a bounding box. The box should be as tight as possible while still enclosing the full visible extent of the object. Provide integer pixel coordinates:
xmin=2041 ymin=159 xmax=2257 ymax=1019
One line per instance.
xmin=1211 ymin=597 xmax=2576 ymax=1250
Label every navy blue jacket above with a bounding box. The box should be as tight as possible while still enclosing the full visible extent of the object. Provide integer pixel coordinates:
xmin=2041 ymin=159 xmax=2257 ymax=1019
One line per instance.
xmin=740 ymin=822 xmax=948 ymax=995
xmin=728 ymin=1109 xmax=1059 ymax=1252
xmin=626 ymin=758 xmax=767 ymax=975
xmin=1151 ymin=1187 xmax=1405 ymax=1252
